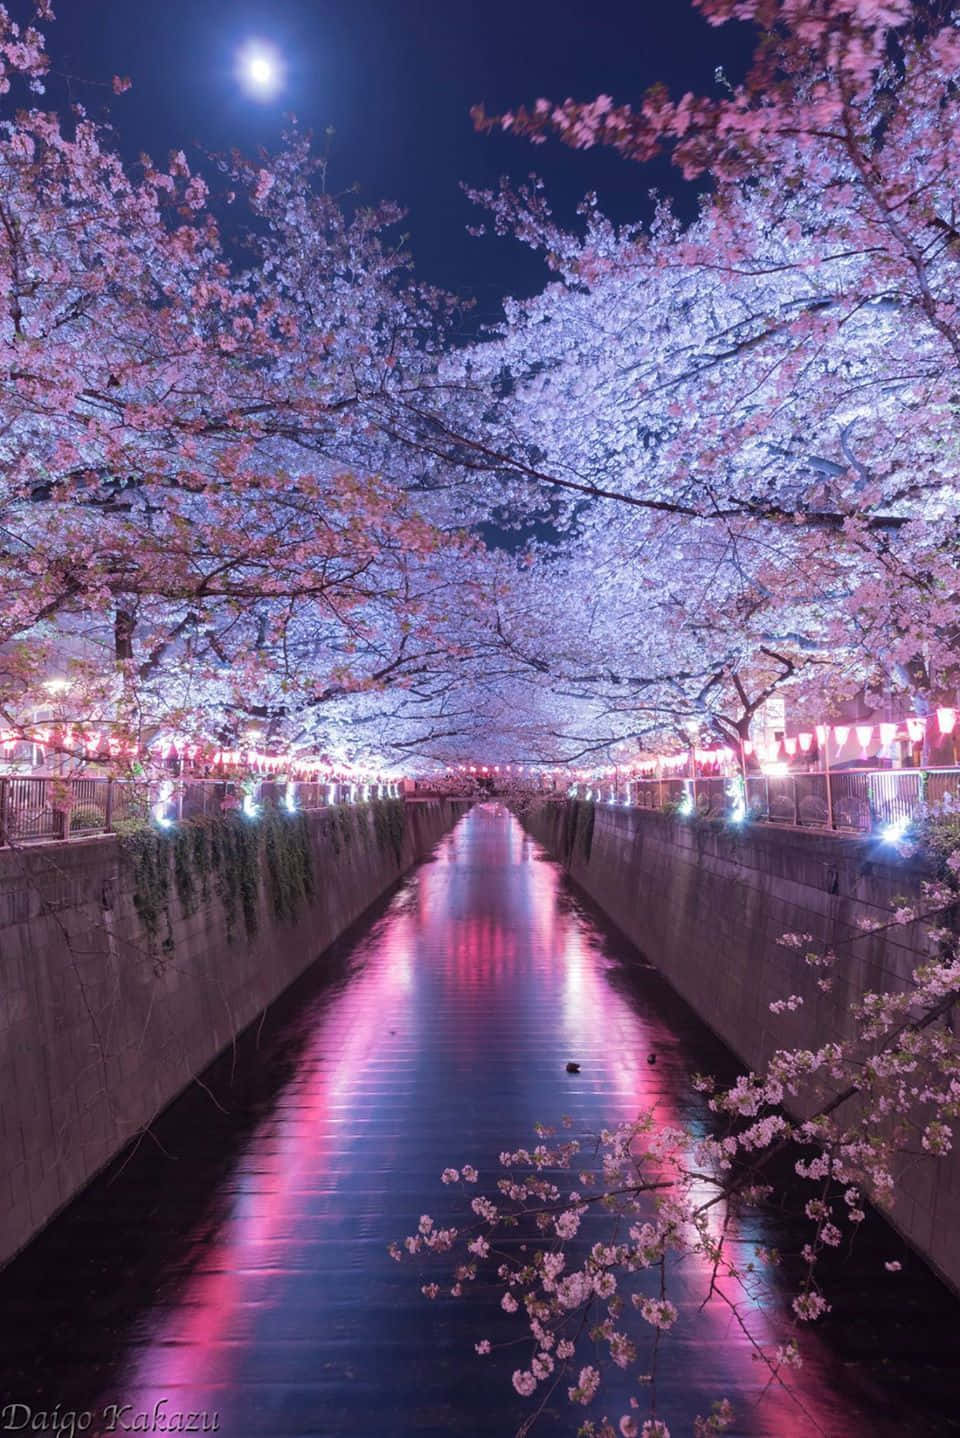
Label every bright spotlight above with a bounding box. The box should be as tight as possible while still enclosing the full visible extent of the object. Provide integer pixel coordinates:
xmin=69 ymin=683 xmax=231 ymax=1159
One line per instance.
xmin=237 ymin=41 xmax=284 ymax=100
xmin=726 ymin=777 xmax=747 ymax=823
xmin=153 ymin=779 xmax=175 ymax=828
xmin=881 ymin=818 xmax=909 ymax=843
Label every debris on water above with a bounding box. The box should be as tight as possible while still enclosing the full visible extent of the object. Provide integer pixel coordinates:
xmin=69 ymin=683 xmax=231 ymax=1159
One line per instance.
xmin=566 ymin=1061 xmax=580 ymax=1073
xmin=647 ymin=1053 xmax=657 ymax=1065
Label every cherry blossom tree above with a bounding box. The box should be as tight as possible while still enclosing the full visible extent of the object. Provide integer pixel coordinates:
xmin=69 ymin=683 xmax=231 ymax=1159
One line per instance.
xmin=373 ymin=0 xmax=960 ymax=760
xmin=0 ymin=8 xmax=478 ymax=766
xmin=5 ymin=0 xmax=960 ymax=775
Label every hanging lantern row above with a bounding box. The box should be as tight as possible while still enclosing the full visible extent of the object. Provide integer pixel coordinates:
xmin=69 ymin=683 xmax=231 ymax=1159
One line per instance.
xmin=0 ymin=728 xmax=395 ymax=787
xmin=8 ymin=706 xmax=956 ymax=784
xmin=446 ymin=764 xmax=546 ymax=776
xmin=533 ymin=708 xmax=958 ymax=781
xmin=0 ymin=726 xmax=139 ymax=760
xmin=617 ymin=708 xmax=958 ymax=775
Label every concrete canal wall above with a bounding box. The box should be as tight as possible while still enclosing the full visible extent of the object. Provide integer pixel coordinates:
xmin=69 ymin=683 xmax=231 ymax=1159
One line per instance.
xmin=0 ymin=799 xmax=462 ymax=1268
xmin=523 ymin=799 xmax=960 ymax=1292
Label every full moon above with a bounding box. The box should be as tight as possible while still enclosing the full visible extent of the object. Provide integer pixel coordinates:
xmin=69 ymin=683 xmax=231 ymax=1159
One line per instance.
xmin=237 ymin=41 xmax=284 ymax=100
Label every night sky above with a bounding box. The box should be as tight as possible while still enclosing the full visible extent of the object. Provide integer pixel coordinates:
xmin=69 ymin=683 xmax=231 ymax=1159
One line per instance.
xmin=48 ymin=2 xmax=754 ymax=321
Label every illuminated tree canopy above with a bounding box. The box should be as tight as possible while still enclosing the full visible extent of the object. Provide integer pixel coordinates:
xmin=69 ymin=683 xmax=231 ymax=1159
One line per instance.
xmin=1 ymin=0 xmax=959 ymax=770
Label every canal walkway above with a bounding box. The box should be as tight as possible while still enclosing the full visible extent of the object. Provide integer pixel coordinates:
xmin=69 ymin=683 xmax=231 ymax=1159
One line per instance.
xmin=0 ymin=804 xmax=958 ymax=1436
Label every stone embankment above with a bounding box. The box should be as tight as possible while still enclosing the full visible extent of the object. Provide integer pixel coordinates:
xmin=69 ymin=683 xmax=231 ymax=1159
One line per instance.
xmin=523 ymin=799 xmax=960 ymax=1291
xmin=0 ymin=799 xmax=462 ymax=1267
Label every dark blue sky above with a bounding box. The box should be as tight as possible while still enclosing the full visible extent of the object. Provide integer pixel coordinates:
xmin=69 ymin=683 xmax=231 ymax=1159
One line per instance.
xmin=49 ymin=2 xmax=753 ymax=321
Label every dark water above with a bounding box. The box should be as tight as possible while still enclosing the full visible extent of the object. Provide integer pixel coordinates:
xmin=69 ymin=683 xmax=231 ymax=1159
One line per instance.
xmin=1 ymin=805 xmax=958 ymax=1438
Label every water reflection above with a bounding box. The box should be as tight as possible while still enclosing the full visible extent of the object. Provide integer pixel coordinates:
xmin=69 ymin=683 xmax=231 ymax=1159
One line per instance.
xmin=0 ymin=804 xmax=957 ymax=1436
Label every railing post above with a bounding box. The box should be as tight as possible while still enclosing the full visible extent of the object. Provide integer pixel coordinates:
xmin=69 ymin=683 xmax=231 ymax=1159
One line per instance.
xmin=792 ymin=776 xmax=799 ymax=826
xmin=0 ymin=776 xmax=7 ymax=846
xmin=105 ymin=779 xmax=114 ymax=833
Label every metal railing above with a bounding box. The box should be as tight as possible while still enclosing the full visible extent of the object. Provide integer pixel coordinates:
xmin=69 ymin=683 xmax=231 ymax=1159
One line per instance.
xmin=588 ymin=767 xmax=960 ymax=836
xmin=0 ymin=775 xmax=401 ymax=847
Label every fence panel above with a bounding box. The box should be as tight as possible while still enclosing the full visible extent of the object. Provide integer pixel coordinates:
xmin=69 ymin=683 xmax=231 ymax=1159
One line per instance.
xmin=868 ymin=770 xmax=922 ymax=827
xmin=179 ymin=782 xmax=222 ymax=820
xmin=695 ymin=777 xmax=727 ymax=817
xmin=111 ymin=781 xmax=153 ymax=826
xmin=795 ymin=774 xmax=830 ymax=828
xmin=766 ymin=775 xmax=798 ymax=825
xmin=69 ymin=777 xmax=109 ymax=833
xmin=745 ymin=776 xmax=769 ymax=819
xmin=4 ymin=776 xmax=60 ymax=842
xmin=634 ymin=782 xmax=660 ymax=810
xmin=828 ymin=771 xmax=871 ymax=832
xmin=662 ymin=778 xmax=688 ymax=810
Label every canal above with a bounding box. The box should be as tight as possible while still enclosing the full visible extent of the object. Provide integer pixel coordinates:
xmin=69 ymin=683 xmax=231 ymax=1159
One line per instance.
xmin=1 ymin=804 xmax=958 ymax=1437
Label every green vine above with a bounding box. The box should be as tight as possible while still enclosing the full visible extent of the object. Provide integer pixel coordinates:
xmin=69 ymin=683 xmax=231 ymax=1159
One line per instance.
xmin=318 ymin=802 xmax=361 ymax=857
xmin=263 ymin=808 xmax=314 ymax=920
xmin=118 ymin=823 xmax=175 ymax=954
xmin=559 ymin=798 xmax=596 ymax=866
xmin=372 ymin=797 xmax=407 ymax=861
xmin=120 ymin=805 xmax=318 ymax=952
xmin=172 ymin=825 xmax=197 ymax=914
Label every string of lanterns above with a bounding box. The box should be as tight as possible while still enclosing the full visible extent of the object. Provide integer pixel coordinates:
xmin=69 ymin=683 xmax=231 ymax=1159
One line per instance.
xmin=0 ymin=727 xmax=393 ymax=786
xmin=448 ymin=710 xmax=957 ymax=782
xmin=582 ymin=708 xmax=957 ymax=779
xmin=4 ymin=708 xmax=956 ymax=784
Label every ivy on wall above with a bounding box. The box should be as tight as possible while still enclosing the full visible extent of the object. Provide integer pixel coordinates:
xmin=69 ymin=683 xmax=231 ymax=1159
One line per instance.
xmin=119 ymin=799 xmax=409 ymax=954
xmin=314 ymin=799 xmax=407 ymax=862
xmin=120 ymin=808 xmax=313 ymax=951
xmin=264 ymin=809 xmax=314 ymax=921
xmin=120 ymin=823 xmax=176 ymax=953
xmin=559 ymin=798 xmax=596 ymax=866
xmin=373 ymin=798 xmax=407 ymax=861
